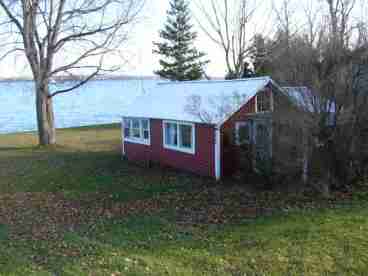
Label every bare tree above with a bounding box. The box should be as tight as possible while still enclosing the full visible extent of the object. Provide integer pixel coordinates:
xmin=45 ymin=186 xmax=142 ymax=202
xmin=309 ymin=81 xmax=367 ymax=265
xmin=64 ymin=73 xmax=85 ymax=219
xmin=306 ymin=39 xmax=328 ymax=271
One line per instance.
xmin=265 ymin=0 xmax=368 ymax=194
xmin=194 ymin=0 xmax=262 ymax=79
xmin=0 ymin=0 xmax=144 ymax=145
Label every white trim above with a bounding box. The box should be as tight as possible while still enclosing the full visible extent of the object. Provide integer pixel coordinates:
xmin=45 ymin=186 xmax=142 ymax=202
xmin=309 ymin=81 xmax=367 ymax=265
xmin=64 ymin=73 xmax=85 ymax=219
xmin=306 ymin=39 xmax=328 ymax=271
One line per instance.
xmin=162 ymin=120 xmax=196 ymax=155
xmin=123 ymin=117 xmax=151 ymax=146
xmin=256 ymin=89 xmax=273 ymax=114
xmin=158 ymin=76 xmax=271 ymax=86
xmin=270 ymin=119 xmax=273 ymax=158
xmin=270 ymin=89 xmax=274 ymax=112
xmin=216 ymin=79 xmax=272 ymax=128
xmin=121 ymin=118 xmax=125 ymax=155
xmin=124 ymin=137 xmax=151 ymax=146
xmin=215 ymin=128 xmax=221 ymax=180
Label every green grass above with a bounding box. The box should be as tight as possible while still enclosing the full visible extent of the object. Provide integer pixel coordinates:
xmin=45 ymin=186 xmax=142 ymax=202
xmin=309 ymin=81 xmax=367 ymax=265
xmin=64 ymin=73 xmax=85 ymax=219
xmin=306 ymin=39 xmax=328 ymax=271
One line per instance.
xmin=0 ymin=124 xmax=367 ymax=275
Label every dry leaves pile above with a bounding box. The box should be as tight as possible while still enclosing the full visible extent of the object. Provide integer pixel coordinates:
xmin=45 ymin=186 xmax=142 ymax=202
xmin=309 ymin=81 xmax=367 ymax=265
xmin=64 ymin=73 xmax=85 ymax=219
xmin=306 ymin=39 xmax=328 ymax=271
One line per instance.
xmin=0 ymin=186 xmax=355 ymax=242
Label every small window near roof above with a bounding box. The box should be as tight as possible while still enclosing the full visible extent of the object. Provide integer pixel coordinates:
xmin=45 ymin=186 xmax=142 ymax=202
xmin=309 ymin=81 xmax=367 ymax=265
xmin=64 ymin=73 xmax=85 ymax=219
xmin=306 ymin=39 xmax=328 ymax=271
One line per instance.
xmin=123 ymin=118 xmax=150 ymax=145
xmin=257 ymin=90 xmax=271 ymax=112
xmin=163 ymin=121 xmax=195 ymax=154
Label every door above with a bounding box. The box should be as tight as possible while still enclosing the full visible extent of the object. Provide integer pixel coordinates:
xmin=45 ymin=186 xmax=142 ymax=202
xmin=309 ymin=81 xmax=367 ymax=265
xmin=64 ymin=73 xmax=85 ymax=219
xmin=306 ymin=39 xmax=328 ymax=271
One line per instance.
xmin=254 ymin=120 xmax=271 ymax=162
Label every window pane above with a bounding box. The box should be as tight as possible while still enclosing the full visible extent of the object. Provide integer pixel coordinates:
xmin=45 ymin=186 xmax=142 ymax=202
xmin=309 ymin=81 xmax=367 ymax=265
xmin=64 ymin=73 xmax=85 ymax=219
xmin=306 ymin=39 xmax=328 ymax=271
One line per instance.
xmin=257 ymin=124 xmax=268 ymax=144
xmin=238 ymin=124 xmax=250 ymax=144
xmin=124 ymin=127 xmax=130 ymax=138
xmin=165 ymin=123 xmax=178 ymax=146
xmin=257 ymin=93 xmax=264 ymax=111
xmin=132 ymin=128 xmax=140 ymax=138
xmin=130 ymin=119 xmax=140 ymax=138
xmin=180 ymin=124 xmax=192 ymax=148
xmin=257 ymin=91 xmax=270 ymax=112
xmin=142 ymin=119 xmax=149 ymax=130
xmin=123 ymin=119 xmax=131 ymax=138
xmin=132 ymin=119 xmax=140 ymax=129
xmin=143 ymin=130 xmax=149 ymax=140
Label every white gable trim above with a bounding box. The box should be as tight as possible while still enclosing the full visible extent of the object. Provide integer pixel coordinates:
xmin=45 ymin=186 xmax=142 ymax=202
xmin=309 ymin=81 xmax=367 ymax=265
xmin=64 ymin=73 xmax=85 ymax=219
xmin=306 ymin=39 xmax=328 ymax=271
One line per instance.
xmin=216 ymin=84 xmax=269 ymax=128
xmin=215 ymin=128 xmax=221 ymax=180
xmin=121 ymin=118 xmax=125 ymax=155
xmin=214 ymin=78 xmax=281 ymax=128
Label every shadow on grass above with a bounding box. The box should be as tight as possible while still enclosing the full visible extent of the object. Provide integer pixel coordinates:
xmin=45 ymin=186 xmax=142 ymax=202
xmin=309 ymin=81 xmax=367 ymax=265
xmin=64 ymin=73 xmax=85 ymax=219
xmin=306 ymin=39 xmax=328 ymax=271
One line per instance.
xmin=0 ymin=145 xmax=211 ymax=202
xmin=0 ymin=146 xmax=35 ymax=151
xmin=0 ymin=144 xmax=74 ymax=152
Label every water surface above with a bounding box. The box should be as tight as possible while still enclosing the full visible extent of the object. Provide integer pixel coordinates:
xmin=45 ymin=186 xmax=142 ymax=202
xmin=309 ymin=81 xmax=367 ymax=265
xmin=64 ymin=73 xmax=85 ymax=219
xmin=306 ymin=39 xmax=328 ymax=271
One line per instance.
xmin=0 ymin=79 xmax=157 ymax=134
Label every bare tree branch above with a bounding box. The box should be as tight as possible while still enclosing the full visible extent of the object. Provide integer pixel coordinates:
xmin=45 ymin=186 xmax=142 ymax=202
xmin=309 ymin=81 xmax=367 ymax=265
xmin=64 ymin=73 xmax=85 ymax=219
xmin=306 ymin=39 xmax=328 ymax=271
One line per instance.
xmin=0 ymin=0 xmax=144 ymax=145
xmin=194 ymin=0 xmax=262 ymax=78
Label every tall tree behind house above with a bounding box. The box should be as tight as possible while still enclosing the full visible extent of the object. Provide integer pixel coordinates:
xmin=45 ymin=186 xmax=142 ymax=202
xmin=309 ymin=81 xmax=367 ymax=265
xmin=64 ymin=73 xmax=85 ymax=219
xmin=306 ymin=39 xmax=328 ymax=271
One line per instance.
xmin=251 ymin=34 xmax=273 ymax=77
xmin=266 ymin=0 xmax=368 ymax=192
xmin=195 ymin=0 xmax=261 ymax=79
xmin=153 ymin=0 xmax=208 ymax=81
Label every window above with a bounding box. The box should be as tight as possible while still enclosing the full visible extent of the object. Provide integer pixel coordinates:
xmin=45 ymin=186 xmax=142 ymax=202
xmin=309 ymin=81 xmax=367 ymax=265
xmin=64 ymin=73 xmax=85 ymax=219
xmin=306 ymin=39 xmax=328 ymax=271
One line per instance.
xmin=163 ymin=121 xmax=195 ymax=154
xmin=180 ymin=124 xmax=193 ymax=149
xmin=123 ymin=118 xmax=150 ymax=145
xmin=255 ymin=123 xmax=271 ymax=160
xmin=256 ymin=124 xmax=269 ymax=144
xmin=142 ymin=120 xmax=150 ymax=139
xmin=235 ymin=122 xmax=252 ymax=145
xmin=165 ymin=122 xmax=178 ymax=146
xmin=256 ymin=90 xmax=271 ymax=112
xmin=132 ymin=119 xmax=140 ymax=138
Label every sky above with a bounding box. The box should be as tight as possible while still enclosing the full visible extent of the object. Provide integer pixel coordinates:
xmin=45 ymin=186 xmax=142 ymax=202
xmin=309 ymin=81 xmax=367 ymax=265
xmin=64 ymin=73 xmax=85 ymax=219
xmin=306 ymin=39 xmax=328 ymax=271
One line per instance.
xmin=0 ymin=0 xmax=270 ymax=78
xmin=120 ymin=0 xmax=368 ymax=78
xmin=0 ymin=0 xmax=366 ymax=79
xmin=119 ymin=0 xmax=271 ymax=78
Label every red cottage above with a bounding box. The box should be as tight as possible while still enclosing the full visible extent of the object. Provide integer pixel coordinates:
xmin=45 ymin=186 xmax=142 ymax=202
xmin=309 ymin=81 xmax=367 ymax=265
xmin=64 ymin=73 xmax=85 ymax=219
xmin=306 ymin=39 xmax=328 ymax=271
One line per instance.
xmin=121 ymin=77 xmax=285 ymax=180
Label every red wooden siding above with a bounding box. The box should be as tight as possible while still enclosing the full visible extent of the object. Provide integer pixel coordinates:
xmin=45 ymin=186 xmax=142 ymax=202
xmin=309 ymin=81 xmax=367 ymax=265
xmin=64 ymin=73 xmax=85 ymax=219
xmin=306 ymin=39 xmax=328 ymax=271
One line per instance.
xmin=124 ymin=119 xmax=216 ymax=178
xmin=220 ymin=95 xmax=256 ymax=176
xmin=220 ymin=86 xmax=274 ymax=177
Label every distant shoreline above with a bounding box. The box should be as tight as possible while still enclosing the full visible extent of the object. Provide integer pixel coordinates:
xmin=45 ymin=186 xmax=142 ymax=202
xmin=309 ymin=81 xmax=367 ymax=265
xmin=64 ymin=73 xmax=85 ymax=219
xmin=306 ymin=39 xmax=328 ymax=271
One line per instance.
xmin=0 ymin=75 xmax=159 ymax=82
xmin=0 ymin=75 xmax=223 ymax=82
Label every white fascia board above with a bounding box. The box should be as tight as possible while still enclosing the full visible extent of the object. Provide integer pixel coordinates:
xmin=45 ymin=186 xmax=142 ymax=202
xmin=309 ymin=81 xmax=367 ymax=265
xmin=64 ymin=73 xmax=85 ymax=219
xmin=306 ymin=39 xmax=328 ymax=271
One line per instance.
xmin=216 ymin=83 xmax=269 ymax=129
xmin=214 ymin=127 xmax=221 ymax=180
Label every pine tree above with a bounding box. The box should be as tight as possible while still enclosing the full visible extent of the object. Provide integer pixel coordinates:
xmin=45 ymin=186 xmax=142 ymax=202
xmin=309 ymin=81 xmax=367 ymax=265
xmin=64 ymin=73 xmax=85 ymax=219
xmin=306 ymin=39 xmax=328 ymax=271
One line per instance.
xmin=153 ymin=0 xmax=208 ymax=81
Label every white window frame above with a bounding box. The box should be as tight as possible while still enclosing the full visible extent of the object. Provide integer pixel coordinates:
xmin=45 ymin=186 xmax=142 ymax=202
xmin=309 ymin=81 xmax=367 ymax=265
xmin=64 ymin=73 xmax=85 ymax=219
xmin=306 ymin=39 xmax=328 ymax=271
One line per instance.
xmin=162 ymin=120 xmax=196 ymax=154
xmin=235 ymin=121 xmax=252 ymax=145
xmin=123 ymin=117 xmax=150 ymax=145
xmin=255 ymin=89 xmax=273 ymax=113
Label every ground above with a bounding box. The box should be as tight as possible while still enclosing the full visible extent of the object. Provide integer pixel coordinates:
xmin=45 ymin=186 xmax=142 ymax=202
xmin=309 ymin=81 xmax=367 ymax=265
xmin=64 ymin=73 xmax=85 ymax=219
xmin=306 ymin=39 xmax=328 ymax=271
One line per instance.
xmin=0 ymin=124 xmax=367 ymax=275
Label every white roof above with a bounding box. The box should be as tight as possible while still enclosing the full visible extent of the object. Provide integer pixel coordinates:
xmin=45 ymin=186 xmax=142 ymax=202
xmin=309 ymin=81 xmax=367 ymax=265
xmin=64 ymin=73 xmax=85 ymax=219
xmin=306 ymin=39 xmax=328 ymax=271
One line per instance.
xmin=283 ymin=86 xmax=336 ymax=113
xmin=122 ymin=77 xmax=271 ymax=125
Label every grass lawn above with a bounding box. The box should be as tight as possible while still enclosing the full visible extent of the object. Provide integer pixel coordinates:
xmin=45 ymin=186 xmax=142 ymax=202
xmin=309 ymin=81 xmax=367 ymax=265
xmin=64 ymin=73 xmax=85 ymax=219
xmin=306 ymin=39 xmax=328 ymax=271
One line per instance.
xmin=0 ymin=124 xmax=367 ymax=275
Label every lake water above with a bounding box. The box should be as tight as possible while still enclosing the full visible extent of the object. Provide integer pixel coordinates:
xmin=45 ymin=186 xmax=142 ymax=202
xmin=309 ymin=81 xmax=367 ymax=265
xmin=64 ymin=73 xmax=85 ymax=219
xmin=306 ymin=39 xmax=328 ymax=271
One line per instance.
xmin=0 ymin=79 xmax=158 ymax=134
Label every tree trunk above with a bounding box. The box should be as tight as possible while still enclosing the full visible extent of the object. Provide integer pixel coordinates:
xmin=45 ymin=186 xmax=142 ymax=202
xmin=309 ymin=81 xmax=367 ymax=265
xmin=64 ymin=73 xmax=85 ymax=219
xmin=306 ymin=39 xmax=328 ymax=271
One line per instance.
xmin=35 ymin=81 xmax=56 ymax=146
